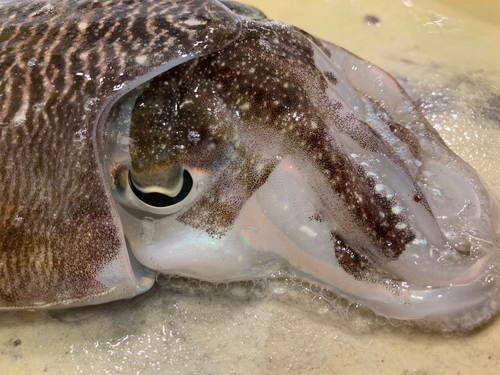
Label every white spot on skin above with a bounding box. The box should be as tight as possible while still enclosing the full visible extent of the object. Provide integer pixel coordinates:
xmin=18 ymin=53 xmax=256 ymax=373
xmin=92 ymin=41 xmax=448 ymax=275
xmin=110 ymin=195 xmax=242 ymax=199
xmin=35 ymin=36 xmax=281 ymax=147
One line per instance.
xmin=14 ymin=115 xmax=26 ymax=127
xmin=375 ymin=184 xmax=385 ymax=192
xmin=183 ymin=18 xmax=208 ymax=26
xmin=392 ymin=206 xmax=404 ymax=214
xmin=299 ymin=226 xmax=318 ymax=237
xmin=412 ymin=238 xmax=428 ymax=245
xmin=113 ymin=83 xmax=125 ymax=91
xmin=395 ymin=223 xmax=407 ymax=230
xmin=239 ymin=102 xmax=250 ymax=111
xmin=78 ymin=22 xmax=88 ymax=31
xmin=135 ymin=55 xmax=148 ymax=65
xmin=431 ymin=188 xmax=442 ymax=196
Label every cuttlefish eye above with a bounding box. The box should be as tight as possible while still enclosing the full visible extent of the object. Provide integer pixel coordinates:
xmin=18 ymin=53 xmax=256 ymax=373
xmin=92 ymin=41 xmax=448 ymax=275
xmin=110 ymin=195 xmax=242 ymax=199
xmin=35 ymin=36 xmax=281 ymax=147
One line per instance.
xmin=111 ymin=162 xmax=194 ymax=209
xmin=105 ymin=81 xmax=206 ymax=216
xmin=109 ymin=161 xmax=201 ymax=215
xmin=129 ymin=168 xmax=193 ymax=208
xmin=98 ymin=5 xmax=500 ymax=331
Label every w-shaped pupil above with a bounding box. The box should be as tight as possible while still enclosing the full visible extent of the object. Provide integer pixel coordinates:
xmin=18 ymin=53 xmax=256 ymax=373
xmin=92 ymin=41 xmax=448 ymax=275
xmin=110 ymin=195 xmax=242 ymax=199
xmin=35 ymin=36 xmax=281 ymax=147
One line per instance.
xmin=129 ymin=169 xmax=193 ymax=207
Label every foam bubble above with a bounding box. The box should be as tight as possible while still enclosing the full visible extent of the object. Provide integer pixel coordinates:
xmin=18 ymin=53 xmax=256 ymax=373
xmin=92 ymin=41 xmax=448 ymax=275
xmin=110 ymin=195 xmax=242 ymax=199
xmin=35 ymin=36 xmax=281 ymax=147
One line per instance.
xmin=199 ymin=281 xmax=216 ymax=293
xmin=154 ymin=270 xmax=498 ymax=333
xmin=347 ymin=303 xmax=376 ymax=330
xmin=312 ymin=296 xmax=330 ymax=314
xmin=333 ymin=297 xmax=349 ymax=311
xmin=253 ymin=281 xmax=267 ymax=298
xmin=228 ymin=280 xmax=254 ymax=297
xmin=266 ymin=271 xmax=290 ymax=295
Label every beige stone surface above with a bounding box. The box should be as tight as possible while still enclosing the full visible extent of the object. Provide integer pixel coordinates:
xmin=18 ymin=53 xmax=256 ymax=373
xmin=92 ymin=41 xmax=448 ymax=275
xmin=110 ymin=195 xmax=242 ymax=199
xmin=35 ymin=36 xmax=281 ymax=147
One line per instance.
xmin=1 ymin=0 xmax=500 ymax=374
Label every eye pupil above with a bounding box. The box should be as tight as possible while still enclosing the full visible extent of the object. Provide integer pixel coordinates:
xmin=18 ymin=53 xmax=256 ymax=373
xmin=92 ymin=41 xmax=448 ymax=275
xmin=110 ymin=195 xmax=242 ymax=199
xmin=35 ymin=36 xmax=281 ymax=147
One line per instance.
xmin=129 ymin=169 xmax=193 ymax=207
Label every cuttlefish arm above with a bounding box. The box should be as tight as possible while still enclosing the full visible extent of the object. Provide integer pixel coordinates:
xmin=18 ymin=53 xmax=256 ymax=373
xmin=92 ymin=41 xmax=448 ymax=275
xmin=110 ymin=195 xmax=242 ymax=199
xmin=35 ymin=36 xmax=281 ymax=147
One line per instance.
xmin=305 ymin=37 xmax=500 ymax=319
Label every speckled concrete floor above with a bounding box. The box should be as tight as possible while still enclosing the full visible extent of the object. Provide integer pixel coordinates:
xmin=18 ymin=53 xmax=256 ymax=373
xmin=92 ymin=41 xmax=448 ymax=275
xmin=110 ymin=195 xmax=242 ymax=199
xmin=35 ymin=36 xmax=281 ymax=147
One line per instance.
xmin=1 ymin=0 xmax=500 ymax=374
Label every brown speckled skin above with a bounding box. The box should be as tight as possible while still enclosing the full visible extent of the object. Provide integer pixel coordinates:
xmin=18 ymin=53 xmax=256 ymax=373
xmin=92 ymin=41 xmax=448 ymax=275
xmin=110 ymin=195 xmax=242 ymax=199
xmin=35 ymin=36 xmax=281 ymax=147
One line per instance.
xmin=0 ymin=0 xmax=434 ymax=309
xmin=129 ymin=18 xmax=423 ymax=260
xmin=0 ymin=0 xmax=241 ymax=308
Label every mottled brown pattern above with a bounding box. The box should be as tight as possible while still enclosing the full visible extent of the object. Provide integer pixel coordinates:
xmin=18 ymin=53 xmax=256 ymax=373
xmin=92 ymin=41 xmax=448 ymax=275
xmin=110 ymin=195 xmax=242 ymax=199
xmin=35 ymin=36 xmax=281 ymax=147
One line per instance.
xmin=177 ymin=152 xmax=278 ymax=238
xmin=324 ymin=71 xmax=338 ymax=85
xmin=332 ymin=232 xmax=373 ymax=281
xmin=331 ymin=232 xmax=398 ymax=283
xmin=371 ymin=101 xmax=422 ymax=159
xmin=0 ymin=0 xmax=241 ymax=308
xmin=128 ymin=18 xmax=416 ymax=259
xmin=292 ymin=27 xmax=332 ymax=58
xmin=389 ymin=121 xmax=421 ymax=158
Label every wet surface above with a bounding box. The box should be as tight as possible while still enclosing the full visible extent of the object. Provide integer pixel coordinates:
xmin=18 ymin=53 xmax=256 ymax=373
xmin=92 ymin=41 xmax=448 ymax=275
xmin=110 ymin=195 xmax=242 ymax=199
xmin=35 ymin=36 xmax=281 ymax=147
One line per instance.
xmin=1 ymin=0 xmax=500 ymax=373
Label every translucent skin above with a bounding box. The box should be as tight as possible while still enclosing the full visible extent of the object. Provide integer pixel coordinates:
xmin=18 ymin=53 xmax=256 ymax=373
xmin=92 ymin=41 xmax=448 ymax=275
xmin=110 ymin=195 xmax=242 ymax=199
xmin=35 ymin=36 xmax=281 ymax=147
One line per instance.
xmin=105 ymin=4 xmax=500 ymax=330
xmin=1 ymin=0 xmax=500 ymax=330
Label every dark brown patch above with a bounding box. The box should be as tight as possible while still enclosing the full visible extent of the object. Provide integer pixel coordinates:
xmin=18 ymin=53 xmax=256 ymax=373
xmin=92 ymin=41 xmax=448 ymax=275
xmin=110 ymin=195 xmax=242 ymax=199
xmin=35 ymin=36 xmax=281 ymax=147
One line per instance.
xmin=77 ymin=1 xmax=104 ymax=11
xmin=324 ymin=71 xmax=338 ymax=85
xmin=292 ymin=26 xmax=332 ymax=58
xmin=371 ymin=101 xmax=422 ymax=159
xmin=309 ymin=214 xmax=323 ymax=223
xmin=332 ymin=232 xmax=403 ymax=282
xmin=388 ymin=122 xmax=421 ymax=158
xmin=332 ymin=232 xmax=376 ymax=281
xmin=177 ymin=155 xmax=278 ymax=238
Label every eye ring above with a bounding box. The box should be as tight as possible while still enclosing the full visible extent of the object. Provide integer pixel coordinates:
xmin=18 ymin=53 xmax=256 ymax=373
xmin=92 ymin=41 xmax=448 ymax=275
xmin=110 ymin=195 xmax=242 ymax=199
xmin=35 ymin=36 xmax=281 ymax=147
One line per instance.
xmin=129 ymin=169 xmax=193 ymax=208
xmin=111 ymin=165 xmax=202 ymax=216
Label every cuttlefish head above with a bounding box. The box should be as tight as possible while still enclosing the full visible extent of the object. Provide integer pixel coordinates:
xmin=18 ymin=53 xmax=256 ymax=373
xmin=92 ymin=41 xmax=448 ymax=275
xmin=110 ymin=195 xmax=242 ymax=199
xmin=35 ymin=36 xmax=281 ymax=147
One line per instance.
xmin=103 ymin=11 xmax=500 ymax=330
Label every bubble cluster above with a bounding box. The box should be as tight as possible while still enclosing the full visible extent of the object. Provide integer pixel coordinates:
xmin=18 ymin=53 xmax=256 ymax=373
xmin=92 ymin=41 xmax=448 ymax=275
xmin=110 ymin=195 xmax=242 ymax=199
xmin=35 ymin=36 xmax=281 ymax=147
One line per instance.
xmin=154 ymin=268 xmax=499 ymax=334
xmin=156 ymin=270 xmax=386 ymax=333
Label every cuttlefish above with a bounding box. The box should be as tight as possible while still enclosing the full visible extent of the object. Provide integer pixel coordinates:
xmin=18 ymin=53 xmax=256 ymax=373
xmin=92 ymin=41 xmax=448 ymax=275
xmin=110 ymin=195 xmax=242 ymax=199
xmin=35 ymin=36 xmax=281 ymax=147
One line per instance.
xmin=0 ymin=0 xmax=499 ymax=331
